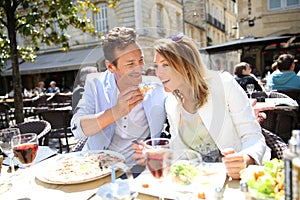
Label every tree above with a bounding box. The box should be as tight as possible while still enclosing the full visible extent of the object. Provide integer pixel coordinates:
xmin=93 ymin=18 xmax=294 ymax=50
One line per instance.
xmin=0 ymin=0 xmax=119 ymax=123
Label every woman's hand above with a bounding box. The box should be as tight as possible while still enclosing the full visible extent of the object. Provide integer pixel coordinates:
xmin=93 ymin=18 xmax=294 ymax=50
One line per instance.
xmin=131 ymin=140 xmax=146 ymax=166
xmin=221 ymin=148 xmax=255 ymax=179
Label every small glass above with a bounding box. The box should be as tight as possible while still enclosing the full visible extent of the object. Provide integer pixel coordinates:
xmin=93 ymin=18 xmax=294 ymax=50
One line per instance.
xmin=11 ymin=133 xmax=39 ymax=168
xmin=246 ymin=84 xmax=255 ymax=98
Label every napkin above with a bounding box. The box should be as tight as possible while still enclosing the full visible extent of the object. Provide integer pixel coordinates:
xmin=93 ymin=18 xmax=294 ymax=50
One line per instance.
xmin=96 ymin=179 xmax=135 ymax=200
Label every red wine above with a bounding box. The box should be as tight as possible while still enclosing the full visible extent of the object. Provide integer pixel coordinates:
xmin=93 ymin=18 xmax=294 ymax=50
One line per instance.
xmin=147 ymin=152 xmax=170 ymax=179
xmin=13 ymin=143 xmax=38 ymax=165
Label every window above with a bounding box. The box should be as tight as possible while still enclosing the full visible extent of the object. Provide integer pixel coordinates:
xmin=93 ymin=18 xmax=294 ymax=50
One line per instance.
xmin=176 ymin=13 xmax=181 ymax=33
xmin=268 ymin=0 xmax=300 ymax=10
xmin=156 ymin=4 xmax=164 ymax=34
xmin=94 ymin=4 xmax=108 ymax=35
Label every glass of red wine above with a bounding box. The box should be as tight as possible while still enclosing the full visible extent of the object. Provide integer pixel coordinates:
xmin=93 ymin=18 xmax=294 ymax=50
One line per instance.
xmin=11 ymin=133 xmax=39 ymax=168
xmin=143 ymin=138 xmax=172 ymax=200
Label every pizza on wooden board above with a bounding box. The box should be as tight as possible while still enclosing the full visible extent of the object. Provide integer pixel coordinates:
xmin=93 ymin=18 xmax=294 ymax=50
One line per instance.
xmin=42 ymin=152 xmax=124 ymax=184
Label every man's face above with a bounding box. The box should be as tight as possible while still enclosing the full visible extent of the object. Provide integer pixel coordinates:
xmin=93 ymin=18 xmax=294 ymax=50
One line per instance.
xmin=109 ymin=43 xmax=144 ymax=88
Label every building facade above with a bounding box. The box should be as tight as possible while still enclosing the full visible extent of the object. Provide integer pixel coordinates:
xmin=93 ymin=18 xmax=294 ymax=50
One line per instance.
xmin=1 ymin=0 xmax=237 ymax=94
xmin=236 ymin=0 xmax=300 ymax=74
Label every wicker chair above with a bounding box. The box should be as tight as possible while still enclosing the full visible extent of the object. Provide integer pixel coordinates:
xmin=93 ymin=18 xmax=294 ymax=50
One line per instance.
xmin=39 ymin=109 xmax=73 ymax=153
xmin=259 ymin=91 xmax=298 ymax=143
xmin=70 ymin=137 xmax=87 ymax=152
xmin=12 ymin=120 xmax=51 ymax=146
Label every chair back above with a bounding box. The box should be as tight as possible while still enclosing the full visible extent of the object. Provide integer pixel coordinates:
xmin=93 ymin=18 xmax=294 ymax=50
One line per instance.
xmin=70 ymin=137 xmax=87 ymax=152
xmin=276 ymin=89 xmax=300 ymax=126
xmin=12 ymin=120 xmax=51 ymax=146
xmin=0 ymin=103 xmax=11 ymax=129
xmin=261 ymin=128 xmax=288 ymax=159
xmin=261 ymin=109 xmax=298 ymax=143
xmin=39 ymin=110 xmax=72 ymax=130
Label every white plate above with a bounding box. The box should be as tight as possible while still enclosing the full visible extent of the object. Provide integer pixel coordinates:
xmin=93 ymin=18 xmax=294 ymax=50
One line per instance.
xmin=131 ymin=162 xmax=227 ymax=199
xmin=35 ymin=150 xmax=125 ymax=184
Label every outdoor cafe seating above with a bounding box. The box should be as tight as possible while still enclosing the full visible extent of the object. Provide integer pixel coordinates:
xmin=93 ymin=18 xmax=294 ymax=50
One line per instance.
xmin=251 ymin=91 xmax=299 ymax=144
xmin=39 ymin=109 xmax=74 ymax=153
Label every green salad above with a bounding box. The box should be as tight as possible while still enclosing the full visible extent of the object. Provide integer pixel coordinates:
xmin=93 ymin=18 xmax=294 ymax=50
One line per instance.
xmin=171 ymin=162 xmax=198 ymax=185
xmin=240 ymin=158 xmax=284 ymax=199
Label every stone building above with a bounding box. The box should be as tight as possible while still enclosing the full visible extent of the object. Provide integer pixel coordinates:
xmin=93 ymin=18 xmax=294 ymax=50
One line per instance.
xmin=1 ymin=0 xmax=237 ymax=94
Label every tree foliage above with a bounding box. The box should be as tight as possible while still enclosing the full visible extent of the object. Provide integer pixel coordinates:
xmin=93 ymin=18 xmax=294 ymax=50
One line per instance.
xmin=0 ymin=0 xmax=119 ymax=123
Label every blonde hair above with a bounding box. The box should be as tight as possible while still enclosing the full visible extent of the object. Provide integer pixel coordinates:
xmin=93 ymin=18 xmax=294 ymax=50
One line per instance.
xmin=154 ymin=35 xmax=209 ymax=109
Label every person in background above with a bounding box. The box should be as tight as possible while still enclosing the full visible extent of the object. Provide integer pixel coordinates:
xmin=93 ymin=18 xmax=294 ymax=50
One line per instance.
xmin=267 ymin=54 xmax=300 ymax=90
xmin=132 ymin=34 xmax=269 ymax=179
xmin=144 ymin=66 xmax=156 ymax=76
xmin=71 ymin=27 xmax=166 ymax=175
xmin=47 ymin=81 xmax=60 ymax=94
xmin=72 ymin=66 xmax=98 ymax=112
xmin=34 ymin=81 xmax=46 ymax=95
xmin=234 ymin=62 xmax=263 ymax=92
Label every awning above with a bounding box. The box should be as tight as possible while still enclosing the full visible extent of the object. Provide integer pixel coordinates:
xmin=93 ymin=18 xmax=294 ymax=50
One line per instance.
xmin=1 ymin=46 xmax=104 ymax=76
xmin=200 ymin=35 xmax=294 ymax=53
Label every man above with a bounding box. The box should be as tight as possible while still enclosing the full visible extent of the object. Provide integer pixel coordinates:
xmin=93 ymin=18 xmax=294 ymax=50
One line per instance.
xmin=71 ymin=27 xmax=166 ymax=170
xmin=267 ymin=54 xmax=300 ymax=90
xmin=72 ymin=66 xmax=98 ymax=112
xmin=47 ymin=81 xmax=60 ymax=93
xmin=234 ymin=62 xmax=262 ymax=92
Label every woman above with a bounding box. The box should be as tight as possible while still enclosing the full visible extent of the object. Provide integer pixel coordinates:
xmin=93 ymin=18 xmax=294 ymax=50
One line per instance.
xmin=133 ymin=34 xmax=270 ymax=179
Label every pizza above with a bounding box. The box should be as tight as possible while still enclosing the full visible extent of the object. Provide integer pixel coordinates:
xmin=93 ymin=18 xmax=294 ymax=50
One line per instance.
xmin=139 ymin=83 xmax=157 ymax=95
xmin=42 ymin=152 xmax=124 ymax=184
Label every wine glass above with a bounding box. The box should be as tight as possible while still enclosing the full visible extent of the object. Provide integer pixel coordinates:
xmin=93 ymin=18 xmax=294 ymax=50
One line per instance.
xmin=0 ymin=128 xmax=21 ymax=173
xmin=11 ymin=133 xmax=39 ymax=168
xmin=143 ymin=138 xmax=172 ymax=200
xmin=0 ymin=128 xmax=21 ymax=194
xmin=265 ymin=84 xmax=273 ymax=98
xmin=246 ymin=84 xmax=255 ymax=98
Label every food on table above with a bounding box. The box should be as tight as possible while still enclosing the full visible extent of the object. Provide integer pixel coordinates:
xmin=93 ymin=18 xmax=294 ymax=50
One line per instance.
xmin=171 ymin=162 xmax=198 ymax=185
xmin=44 ymin=152 xmax=123 ymax=183
xmin=139 ymin=83 xmax=157 ymax=95
xmin=240 ymin=158 xmax=284 ymax=200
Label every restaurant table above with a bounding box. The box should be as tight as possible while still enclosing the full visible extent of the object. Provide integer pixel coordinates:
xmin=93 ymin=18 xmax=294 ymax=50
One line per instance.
xmin=251 ymin=97 xmax=299 ymax=110
xmin=0 ymin=153 xmax=246 ymax=200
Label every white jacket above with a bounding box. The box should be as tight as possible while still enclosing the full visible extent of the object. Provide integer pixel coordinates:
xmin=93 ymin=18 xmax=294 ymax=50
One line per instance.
xmin=167 ymin=70 xmax=270 ymax=165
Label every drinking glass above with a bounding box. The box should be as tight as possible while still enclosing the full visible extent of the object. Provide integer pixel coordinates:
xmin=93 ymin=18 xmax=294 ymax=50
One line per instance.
xmin=0 ymin=128 xmax=21 ymax=173
xmin=143 ymin=138 xmax=172 ymax=200
xmin=11 ymin=133 xmax=39 ymax=168
xmin=0 ymin=128 xmax=21 ymax=194
xmin=265 ymin=85 xmax=273 ymax=98
xmin=246 ymin=84 xmax=255 ymax=98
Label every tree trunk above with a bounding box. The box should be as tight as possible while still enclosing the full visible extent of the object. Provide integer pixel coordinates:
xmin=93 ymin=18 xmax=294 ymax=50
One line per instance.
xmin=6 ymin=1 xmax=24 ymax=124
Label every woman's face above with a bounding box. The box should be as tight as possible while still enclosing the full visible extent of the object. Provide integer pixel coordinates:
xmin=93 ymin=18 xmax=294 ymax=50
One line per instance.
xmin=154 ymin=52 xmax=184 ymax=92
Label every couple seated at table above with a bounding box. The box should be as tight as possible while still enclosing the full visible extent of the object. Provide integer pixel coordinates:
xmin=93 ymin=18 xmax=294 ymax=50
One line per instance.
xmin=71 ymin=27 xmax=270 ymax=180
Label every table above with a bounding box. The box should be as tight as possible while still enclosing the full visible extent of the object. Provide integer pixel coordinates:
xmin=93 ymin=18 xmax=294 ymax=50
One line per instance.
xmin=0 ymin=154 xmax=245 ymax=200
xmin=251 ymin=97 xmax=299 ymax=110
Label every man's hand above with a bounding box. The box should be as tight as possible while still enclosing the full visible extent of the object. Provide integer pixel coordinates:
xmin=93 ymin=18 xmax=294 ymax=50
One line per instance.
xmin=112 ymin=86 xmax=144 ymax=118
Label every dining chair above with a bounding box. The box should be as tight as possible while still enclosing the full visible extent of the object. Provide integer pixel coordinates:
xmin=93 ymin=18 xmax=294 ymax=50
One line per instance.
xmin=70 ymin=137 xmax=87 ymax=152
xmin=39 ymin=109 xmax=73 ymax=153
xmin=261 ymin=109 xmax=298 ymax=143
xmin=261 ymin=128 xmax=288 ymax=160
xmin=0 ymin=103 xmax=11 ymax=129
xmin=276 ymin=89 xmax=300 ymax=127
xmin=12 ymin=120 xmax=51 ymax=146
